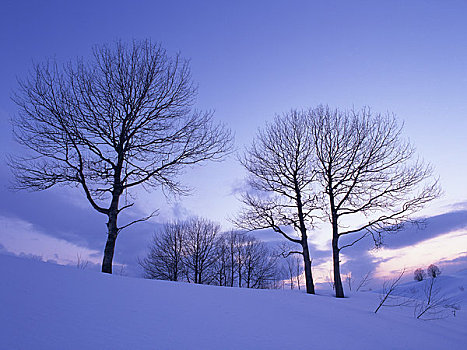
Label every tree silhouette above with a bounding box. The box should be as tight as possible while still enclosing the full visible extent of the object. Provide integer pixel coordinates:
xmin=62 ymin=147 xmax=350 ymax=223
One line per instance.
xmin=10 ymin=40 xmax=233 ymax=273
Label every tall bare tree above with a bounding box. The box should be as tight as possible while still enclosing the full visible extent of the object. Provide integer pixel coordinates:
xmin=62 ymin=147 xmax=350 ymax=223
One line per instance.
xmin=282 ymin=254 xmax=303 ymax=290
xmin=214 ymin=230 xmax=241 ymax=287
xmin=213 ymin=233 xmax=230 ymax=286
xmin=234 ymin=111 xmax=319 ymax=294
xmin=10 ymin=40 xmax=233 ymax=273
xmin=139 ymin=221 xmax=185 ymax=281
xmin=308 ymin=106 xmax=440 ymax=297
xmin=182 ymin=217 xmax=220 ymax=284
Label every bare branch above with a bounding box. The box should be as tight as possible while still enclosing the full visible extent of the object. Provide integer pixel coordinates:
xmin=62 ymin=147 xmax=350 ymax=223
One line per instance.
xmin=374 ymin=269 xmax=409 ymax=313
xmin=117 ymin=210 xmax=158 ymax=233
xmin=355 ymin=271 xmax=373 ymax=292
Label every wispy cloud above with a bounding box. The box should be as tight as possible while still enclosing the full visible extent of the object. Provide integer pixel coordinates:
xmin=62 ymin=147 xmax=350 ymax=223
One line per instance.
xmin=370 ymin=228 xmax=467 ymax=279
xmin=0 ymin=215 xmax=102 ymax=266
xmin=310 ymin=210 xmax=467 ymax=282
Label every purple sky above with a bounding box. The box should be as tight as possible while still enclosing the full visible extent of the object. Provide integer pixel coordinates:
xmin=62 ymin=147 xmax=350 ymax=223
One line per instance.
xmin=1 ymin=0 xmax=466 ymax=279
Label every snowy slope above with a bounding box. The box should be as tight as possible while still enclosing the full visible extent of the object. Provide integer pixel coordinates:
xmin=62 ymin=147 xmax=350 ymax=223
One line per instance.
xmin=386 ymin=272 xmax=467 ymax=306
xmin=1 ymin=254 xmax=466 ymax=350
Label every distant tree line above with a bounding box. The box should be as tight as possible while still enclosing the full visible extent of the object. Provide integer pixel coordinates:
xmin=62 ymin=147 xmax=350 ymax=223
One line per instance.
xmin=139 ymin=217 xmax=285 ymax=289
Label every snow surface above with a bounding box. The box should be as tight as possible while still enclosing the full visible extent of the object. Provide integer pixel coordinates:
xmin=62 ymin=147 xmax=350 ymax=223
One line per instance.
xmin=1 ymin=254 xmax=466 ymax=350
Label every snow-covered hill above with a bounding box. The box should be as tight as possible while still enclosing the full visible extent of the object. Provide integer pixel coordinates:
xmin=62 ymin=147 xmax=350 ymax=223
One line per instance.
xmin=386 ymin=272 xmax=467 ymax=306
xmin=1 ymin=254 xmax=466 ymax=350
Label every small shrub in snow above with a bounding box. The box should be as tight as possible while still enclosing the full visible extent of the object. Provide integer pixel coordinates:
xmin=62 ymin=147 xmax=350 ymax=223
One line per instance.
xmin=427 ymin=264 xmax=441 ymax=278
xmin=76 ymin=253 xmax=89 ymax=270
xmin=414 ymin=268 xmax=426 ymax=281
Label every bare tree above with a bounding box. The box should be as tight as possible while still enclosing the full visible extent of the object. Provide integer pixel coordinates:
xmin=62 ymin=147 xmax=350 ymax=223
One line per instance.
xmin=225 ymin=231 xmax=241 ymax=287
xmin=345 ymin=272 xmax=352 ymax=292
xmin=10 ymin=40 xmax=233 ymax=273
xmin=115 ymin=265 xmax=128 ymax=277
xmin=239 ymin=235 xmax=278 ymax=289
xmin=327 ymin=268 xmax=335 ymax=291
xmin=139 ymin=221 xmax=185 ymax=281
xmin=355 ymin=271 xmax=373 ymax=292
xmin=234 ymin=111 xmax=319 ymax=294
xmin=307 ymin=105 xmax=440 ymax=297
xmin=374 ymin=269 xmax=410 ymax=313
xmin=182 ymin=217 xmax=220 ymax=284
xmin=214 ymin=231 xmax=278 ymax=289
xmin=283 ymin=254 xmax=303 ymax=290
xmin=294 ymin=257 xmax=303 ymax=290
xmin=414 ymin=275 xmax=460 ymax=320
xmin=76 ymin=253 xmax=89 ymax=270
xmin=213 ymin=233 xmax=230 ymax=286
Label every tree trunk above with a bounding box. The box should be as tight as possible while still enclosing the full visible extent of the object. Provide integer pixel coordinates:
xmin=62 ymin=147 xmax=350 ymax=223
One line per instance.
xmin=102 ymin=231 xmax=117 ymax=274
xmin=102 ymin=208 xmax=118 ymax=274
xmin=296 ymin=262 xmax=301 ymax=290
xmin=332 ymin=234 xmax=344 ymax=298
xmin=302 ymin=243 xmax=315 ymax=294
xmin=101 ymin=179 xmax=122 ymax=274
xmin=194 ymin=260 xmax=199 ymax=284
xmin=238 ymin=265 xmax=242 ymax=288
xmin=329 ymin=184 xmax=344 ymax=298
xmin=293 ymin=179 xmax=315 ymax=295
xmin=230 ymin=250 xmax=235 ymax=287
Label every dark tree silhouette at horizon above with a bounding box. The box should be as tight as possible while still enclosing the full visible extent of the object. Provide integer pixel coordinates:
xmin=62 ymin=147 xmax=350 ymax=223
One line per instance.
xmin=141 ymin=222 xmax=279 ymax=289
